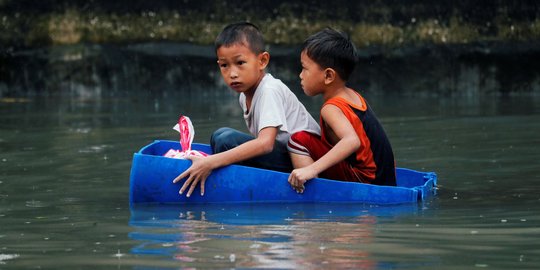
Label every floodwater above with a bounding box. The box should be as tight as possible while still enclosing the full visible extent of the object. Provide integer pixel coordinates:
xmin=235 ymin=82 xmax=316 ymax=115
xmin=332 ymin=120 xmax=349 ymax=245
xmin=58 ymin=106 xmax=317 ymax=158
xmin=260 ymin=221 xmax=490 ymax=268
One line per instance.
xmin=1 ymin=44 xmax=540 ymax=269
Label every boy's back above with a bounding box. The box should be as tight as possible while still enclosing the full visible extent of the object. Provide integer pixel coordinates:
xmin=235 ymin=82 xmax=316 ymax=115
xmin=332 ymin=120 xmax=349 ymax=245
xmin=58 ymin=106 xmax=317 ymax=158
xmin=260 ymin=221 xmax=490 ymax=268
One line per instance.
xmin=321 ymin=92 xmax=396 ymax=185
xmin=240 ymin=73 xmax=319 ymax=147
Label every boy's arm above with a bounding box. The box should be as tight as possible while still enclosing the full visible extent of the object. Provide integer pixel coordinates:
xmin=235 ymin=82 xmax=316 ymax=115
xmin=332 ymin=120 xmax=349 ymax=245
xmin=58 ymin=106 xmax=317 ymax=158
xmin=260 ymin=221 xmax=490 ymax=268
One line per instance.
xmin=173 ymin=126 xmax=279 ymax=197
xmin=208 ymin=126 xmax=278 ymax=168
xmin=288 ymin=105 xmax=360 ymax=191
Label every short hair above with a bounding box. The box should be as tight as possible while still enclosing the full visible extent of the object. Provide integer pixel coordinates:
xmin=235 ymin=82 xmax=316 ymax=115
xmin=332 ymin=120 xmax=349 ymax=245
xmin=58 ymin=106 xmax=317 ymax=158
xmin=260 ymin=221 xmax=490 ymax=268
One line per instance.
xmin=215 ymin=22 xmax=265 ymax=54
xmin=301 ymin=28 xmax=358 ymax=81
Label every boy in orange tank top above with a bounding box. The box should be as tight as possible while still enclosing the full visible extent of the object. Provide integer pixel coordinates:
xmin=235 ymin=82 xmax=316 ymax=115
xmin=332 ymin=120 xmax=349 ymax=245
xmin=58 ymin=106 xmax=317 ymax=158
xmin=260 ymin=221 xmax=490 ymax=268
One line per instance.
xmin=287 ymin=28 xmax=396 ymax=193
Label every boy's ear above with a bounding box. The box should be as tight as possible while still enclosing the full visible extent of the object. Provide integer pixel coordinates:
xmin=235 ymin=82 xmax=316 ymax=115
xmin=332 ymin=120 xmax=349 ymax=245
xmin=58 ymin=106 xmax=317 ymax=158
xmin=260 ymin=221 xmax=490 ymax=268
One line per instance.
xmin=324 ymin=68 xmax=336 ymax=85
xmin=258 ymin=52 xmax=270 ymax=69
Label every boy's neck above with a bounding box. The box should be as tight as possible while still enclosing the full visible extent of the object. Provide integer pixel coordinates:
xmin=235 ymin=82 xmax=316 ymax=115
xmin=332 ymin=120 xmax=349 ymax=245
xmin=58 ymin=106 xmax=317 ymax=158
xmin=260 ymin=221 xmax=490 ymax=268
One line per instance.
xmin=244 ymin=71 xmax=266 ymax=99
xmin=322 ymin=83 xmax=348 ymax=101
xmin=243 ymin=72 xmax=266 ymax=112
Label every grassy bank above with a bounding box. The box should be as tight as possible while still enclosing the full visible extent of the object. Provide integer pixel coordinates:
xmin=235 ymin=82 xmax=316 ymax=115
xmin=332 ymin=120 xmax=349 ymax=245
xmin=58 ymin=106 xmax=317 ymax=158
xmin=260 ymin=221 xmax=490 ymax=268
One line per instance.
xmin=1 ymin=1 xmax=539 ymax=51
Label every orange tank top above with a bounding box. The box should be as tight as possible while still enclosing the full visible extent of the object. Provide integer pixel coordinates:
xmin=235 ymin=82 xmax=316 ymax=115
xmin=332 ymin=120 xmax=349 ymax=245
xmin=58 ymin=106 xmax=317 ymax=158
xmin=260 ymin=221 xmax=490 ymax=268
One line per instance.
xmin=321 ymin=92 xmax=396 ymax=185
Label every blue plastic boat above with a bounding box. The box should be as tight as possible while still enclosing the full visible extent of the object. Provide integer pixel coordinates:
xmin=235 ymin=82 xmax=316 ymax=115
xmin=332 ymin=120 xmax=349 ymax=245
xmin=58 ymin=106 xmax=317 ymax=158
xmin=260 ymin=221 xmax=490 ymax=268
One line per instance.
xmin=129 ymin=140 xmax=437 ymax=205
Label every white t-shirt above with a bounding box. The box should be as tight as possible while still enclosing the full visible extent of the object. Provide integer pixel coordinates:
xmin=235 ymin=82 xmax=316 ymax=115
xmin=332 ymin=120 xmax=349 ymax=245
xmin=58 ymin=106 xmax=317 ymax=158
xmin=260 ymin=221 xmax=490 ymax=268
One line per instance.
xmin=239 ymin=74 xmax=320 ymax=146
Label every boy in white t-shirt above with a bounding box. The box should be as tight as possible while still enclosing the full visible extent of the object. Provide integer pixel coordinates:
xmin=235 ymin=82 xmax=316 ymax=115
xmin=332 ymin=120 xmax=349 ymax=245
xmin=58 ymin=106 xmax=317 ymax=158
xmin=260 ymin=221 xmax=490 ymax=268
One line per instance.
xmin=173 ymin=22 xmax=320 ymax=197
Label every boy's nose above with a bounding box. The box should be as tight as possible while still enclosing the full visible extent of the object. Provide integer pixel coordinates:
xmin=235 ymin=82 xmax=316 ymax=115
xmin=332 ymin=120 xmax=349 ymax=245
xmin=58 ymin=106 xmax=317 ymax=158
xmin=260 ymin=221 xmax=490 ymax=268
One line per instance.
xmin=230 ymin=70 xmax=238 ymax=79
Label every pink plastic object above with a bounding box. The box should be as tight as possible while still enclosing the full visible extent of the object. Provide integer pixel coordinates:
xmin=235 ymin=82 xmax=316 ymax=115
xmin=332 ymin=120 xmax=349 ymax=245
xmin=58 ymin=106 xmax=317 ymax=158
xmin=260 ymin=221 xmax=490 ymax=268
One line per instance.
xmin=178 ymin=115 xmax=193 ymax=152
xmin=163 ymin=115 xmax=209 ymax=159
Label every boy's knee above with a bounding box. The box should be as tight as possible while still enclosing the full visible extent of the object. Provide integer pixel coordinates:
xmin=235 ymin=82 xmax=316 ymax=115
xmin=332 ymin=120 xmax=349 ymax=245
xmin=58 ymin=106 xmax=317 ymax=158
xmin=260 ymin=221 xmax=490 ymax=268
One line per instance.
xmin=211 ymin=127 xmax=248 ymax=153
xmin=212 ymin=127 xmax=234 ymax=141
xmin=287 ymin=131 xmax=314 ymax=156
xmin=290 ymin=131 xmax=317 ymax=143
xmin=211 ymin=127 xmax=233 ymax=151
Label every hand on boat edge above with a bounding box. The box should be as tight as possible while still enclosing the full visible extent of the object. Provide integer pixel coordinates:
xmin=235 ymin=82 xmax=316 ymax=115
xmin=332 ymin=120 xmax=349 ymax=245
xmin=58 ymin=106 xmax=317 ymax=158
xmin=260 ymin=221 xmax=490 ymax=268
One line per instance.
xmin=172 ymin=155 xmax=213 ymax=197
xmin=288 ymin=167 xmax=317 ymax=194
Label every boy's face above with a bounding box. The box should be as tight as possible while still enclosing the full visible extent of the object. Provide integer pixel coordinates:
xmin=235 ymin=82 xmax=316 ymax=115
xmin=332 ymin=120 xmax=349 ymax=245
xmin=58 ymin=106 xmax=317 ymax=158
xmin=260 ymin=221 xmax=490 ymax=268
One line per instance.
xmin=216 ymin=43 xmax=268 ymax=94
xmin=299 ymin=51 xmax=325 ymax=96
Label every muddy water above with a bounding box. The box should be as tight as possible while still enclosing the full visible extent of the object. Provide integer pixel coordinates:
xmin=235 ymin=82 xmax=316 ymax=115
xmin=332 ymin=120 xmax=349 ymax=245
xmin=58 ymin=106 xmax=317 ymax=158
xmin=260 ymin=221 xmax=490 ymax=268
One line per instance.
xmin=1 ymin=45 xmax=539 ymax=269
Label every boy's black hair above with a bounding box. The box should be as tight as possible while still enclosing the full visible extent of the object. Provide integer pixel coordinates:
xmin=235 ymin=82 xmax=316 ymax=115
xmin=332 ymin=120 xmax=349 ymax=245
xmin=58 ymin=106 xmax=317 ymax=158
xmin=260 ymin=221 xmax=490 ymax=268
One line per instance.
xmin=215 ymin=22 xmax=265 ymax=54
xmin=301 ymin=28 xmax=358 ymax=81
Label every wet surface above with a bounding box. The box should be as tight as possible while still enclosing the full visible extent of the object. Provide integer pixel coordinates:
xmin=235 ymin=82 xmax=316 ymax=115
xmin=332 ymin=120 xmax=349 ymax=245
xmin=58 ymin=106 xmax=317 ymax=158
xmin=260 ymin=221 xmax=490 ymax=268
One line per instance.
xmin=1 ymin=44 xmax=539 ymax=269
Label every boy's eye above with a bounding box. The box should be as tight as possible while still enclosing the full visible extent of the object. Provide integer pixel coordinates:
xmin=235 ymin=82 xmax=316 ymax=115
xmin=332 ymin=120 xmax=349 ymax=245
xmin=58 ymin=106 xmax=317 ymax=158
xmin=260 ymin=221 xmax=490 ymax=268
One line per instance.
xmin=237 ymin=61 xmax=246 ymax=65
xmin=219 ymin=63 xmax=228 ymax=68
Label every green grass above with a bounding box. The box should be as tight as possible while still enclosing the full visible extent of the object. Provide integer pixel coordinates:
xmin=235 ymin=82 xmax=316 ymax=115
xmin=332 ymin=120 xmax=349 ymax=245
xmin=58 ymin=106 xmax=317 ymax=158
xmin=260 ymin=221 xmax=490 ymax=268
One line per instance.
xmin=1 ymin=9 xmax=539 ymax=49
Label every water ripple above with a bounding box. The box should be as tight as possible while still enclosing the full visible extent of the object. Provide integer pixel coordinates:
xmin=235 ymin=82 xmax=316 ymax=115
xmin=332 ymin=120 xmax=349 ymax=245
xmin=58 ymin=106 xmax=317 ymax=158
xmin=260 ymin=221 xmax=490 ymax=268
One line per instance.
xmin=25 ymin=200 xmax=47 ymax=208
xmin=0 ymin=254 xmax=19 ymax=264
xmin=77 ymin=144 xmax=111 ymax=153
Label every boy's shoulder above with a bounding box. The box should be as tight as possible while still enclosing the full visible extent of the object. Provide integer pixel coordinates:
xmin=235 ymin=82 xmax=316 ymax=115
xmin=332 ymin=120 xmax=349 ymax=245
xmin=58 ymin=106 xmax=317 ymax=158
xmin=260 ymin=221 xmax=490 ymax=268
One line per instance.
xmin=258 ymin=74 xmax=289 ymax=92
xmin=260 ymin=73 xmax=281 ymax=85
xmin=323 ymin=90 xmax=367 ymax=112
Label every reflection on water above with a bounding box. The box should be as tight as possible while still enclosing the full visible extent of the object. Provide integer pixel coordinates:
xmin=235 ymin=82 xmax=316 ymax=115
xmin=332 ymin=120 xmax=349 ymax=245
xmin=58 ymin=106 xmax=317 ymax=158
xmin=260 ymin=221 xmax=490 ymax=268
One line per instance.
xmin=129 ymin=203 xmax=426 ymax=269
xmin=1 ymin=44 xmax=540 ymax=269
xmin=1 ymin=44 xmax=227 ymax=98
xmin=2 ymin=44 xmax=540 ymax=98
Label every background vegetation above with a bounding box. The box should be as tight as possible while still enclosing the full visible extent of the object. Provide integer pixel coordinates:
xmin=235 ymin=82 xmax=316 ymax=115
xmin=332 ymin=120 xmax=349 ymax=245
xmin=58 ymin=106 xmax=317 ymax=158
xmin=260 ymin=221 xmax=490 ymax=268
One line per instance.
xmin=1 ymin=0 xmax=539 ymax=51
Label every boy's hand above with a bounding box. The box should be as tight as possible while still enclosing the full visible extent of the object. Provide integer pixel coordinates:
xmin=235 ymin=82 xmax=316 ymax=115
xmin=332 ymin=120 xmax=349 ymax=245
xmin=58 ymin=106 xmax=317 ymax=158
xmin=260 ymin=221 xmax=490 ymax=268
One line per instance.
xmin=288 ymin=167 xmax=317 ymax=193
xmin=172 ymin=155 xmax=214 ymax=197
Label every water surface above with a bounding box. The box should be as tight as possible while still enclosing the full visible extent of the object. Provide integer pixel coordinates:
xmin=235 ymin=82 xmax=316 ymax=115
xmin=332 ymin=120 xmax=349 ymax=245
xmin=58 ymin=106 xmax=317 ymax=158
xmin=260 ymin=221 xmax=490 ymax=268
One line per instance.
xmin=1 ymin=45 xmax=539 ymax=269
